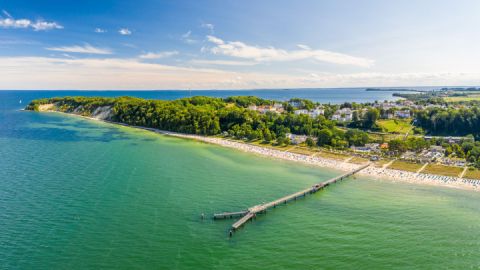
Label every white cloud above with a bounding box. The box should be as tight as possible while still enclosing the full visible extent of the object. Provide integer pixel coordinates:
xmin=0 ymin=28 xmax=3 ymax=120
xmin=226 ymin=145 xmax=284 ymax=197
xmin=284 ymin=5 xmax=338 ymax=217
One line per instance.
xmin=119 ymin=28 xmax=131 ymax=35
xmin=297 ymin=44 xmax=311 ymax=50
xmin=2 ymin=10 xmax=12 ymax=18
xmin=201 ymin=22 xmax=214 ymax=33
xmin=0 ymin=17 xmax=62 ymax=31
xmin=206 ymin=35 xmax=224 ymax=45
xmin=122 ymin=43 xmax=137 ymax=48
xmin=181 ymin=30 xmax=197 ymax=44
xmin=190 ymin=59 xmax=258 ymax=66
xmin=95 ymin=28 xmax=106 ymax=33
xmin=139 ymin=51 xmax=179 ymax=59
xmin=182 ymin=30 xmax=192 ymax=38
xmin=1 ymin=55 xmax=479 ymax=90
xmin=0 ymin=18 xmax=31 ymax=28
xmin=31 ymin=21 xmax=63 ymax=31
xmin=46 ymin=44 xmax=113 ymax=55
xmin=205 ymin=35 xmax=374 ymax=67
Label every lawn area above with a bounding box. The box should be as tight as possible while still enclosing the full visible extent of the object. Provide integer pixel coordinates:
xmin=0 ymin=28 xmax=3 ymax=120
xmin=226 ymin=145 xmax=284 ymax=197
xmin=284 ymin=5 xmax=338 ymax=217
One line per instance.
xmin=388 ymin=160 xmax=423 ymax=172
xmin=367 ymin=131 xmax=405 ymax=143
xmin=464 ymin=168 xmax=480 ymax=180
xmin=373 ymin=159 xmax=392 ymax=168
xmin=376 ymin=119 xmax=413 ymax=134
xmin=249 ymin=140 xmax=288 ymax=150
xmin=349 ymin=156 xmax=369 ymax=164
xmin=422 ymin=164 xmax=463 ymax=177
xmin=444 ymin=94 xmax=480 ymax=102
xmin=316 ymin=151 xmax=349 ymax=160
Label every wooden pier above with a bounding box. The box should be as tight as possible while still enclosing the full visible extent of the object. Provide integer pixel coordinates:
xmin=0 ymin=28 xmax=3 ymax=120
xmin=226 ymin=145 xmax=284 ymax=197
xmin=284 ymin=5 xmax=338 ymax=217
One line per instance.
xmin=213 ymin=163 xmax=370 ymax=236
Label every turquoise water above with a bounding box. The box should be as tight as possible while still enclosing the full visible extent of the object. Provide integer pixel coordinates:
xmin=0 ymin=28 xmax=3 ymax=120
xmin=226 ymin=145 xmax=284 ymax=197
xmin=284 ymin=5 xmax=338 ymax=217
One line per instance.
xmin=1 ymin=91 xmax=480 ymax=269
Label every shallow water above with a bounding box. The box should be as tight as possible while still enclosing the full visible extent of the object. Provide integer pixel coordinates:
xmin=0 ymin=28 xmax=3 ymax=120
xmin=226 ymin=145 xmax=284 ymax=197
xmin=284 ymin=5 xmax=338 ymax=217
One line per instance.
xmin=1 ymin=91 xmax=480 ymax=269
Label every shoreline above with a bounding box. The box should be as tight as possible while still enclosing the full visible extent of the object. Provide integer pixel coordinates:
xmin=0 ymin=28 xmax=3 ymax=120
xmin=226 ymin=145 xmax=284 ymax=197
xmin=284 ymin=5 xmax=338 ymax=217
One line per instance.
xmin=42 ymin=110 xmax=480 ymax=192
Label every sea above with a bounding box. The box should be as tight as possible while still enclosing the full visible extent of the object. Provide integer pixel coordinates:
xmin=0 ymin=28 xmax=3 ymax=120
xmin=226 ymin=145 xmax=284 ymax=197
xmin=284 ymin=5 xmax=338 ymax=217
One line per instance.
xmin=1 ymin=89 xmax=480 ymax=269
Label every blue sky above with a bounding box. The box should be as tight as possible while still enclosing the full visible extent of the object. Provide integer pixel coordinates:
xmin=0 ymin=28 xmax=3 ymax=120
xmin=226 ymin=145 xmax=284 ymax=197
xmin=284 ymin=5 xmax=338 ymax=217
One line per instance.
xmin=1 ymin=0 xmax=480 ymax=89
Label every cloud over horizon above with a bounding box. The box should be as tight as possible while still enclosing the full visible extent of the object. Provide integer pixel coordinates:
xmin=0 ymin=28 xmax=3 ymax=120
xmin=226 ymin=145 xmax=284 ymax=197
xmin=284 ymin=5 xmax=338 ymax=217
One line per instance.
xmin=0 ymin=55 xmax=478 ymax=90
xmin=205 ymin=36 xmax=374 ymax=67
xmin=0 ymin=17 xmax=63 ymax=31
xmin=45 ymin=44 xmax=113 ymax=54
xmin=139 ymin=51 xmax=179 ymax=59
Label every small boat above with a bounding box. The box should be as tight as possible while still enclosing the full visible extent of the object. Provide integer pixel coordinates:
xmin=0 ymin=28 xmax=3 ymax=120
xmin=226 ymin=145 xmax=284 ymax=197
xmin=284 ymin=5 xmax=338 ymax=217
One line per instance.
xmin=19 ymin=99 xmax=22 ymax=104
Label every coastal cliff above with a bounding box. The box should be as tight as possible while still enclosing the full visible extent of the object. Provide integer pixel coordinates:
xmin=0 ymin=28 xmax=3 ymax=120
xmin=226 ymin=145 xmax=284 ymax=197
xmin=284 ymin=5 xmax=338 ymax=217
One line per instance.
xmin=26 ymin=97 xmax=114 ymax=120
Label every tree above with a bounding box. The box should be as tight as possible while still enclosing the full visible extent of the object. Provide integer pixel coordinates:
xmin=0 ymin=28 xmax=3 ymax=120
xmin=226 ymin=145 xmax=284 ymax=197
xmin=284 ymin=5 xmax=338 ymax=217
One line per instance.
xmin=388 ymin=139 xmax=407 ymax=153
xmin=317 ymin=128 xmax=333 ymax=146
xmin=263 ymin=128 xmax=273 ymax=142
xmin=345 ymin=129 xmax=369 ymax=146
xmin=306 ymin=137 xmax=315 ymax=147
xmin=363 ymin=108 xmax=380 ymax=129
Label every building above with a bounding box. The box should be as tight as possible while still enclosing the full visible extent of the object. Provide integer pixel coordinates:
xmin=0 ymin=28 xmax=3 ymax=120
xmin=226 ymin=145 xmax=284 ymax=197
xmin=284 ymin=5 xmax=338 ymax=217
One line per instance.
xmin=248 ymin=104 xmax=283 ymax=114
xmin=424 ymin=136 xmax=474 ymax=143
xmin=294 ymin=107 xmax=324 ymax=118
xmin=294 ymin=109 xmax=309 ymax=115
xmin=310 ymin=108 xmax=325 ymax=117
xmin=365 ymin=143 xmax=380 ymax=152
xmin=351 ymin=146 xmax=371 ymax=153
xmin=395 ymin=109 xmax=411 ymax=118
xmin=286 ymin=133 xmax=309 ymax=144
xmin=430 ymin=145 xmax=445 ymax=153
xmin=331 ymin=108 xmax=353 ymax=122
xmin=273 ymin=103 xmax=284 ymax=113
xmin=289 ymin=100 xmax=302 ymax=108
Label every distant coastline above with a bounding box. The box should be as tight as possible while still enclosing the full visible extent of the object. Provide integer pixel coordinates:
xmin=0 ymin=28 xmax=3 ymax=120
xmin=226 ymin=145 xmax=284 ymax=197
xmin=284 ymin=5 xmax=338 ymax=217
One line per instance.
xmin=365 ymin=88 xmax=424 ymax=92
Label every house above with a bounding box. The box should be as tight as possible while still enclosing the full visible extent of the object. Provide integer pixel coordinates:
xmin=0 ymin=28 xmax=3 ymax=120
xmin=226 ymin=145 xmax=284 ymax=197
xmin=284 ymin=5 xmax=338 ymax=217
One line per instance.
xmin=310 ymin=108 xmax=324 ymax=117
xmin=351 ymin=146 xmax=371 ymax=153
xmin=420 ymin=149 xmax=444 ymax=162
xmin=250 ymin=105 xmax=283 ymax=114
xmin=331 ymin=108 xmax=353 ymax=122
xmin=401 ymin=151 xmax=417 ymax=161
xmin=365 ymin=143 xmax=380 ymax=152
xmin=286 ymin=133 xmax=308 ymax=144
xmin=273 ymin=103 xmax=284 ymax=112
xmin=273 ymin=103 xmax=283 ymax=109
xmin=402 ymin=100 xmax=415 ymax=107
xmin=294 ymin=109 xmax=309 ymax=115
xmin=289 ymin=100 xmax=302 ymax=108
xmin=424 ymin=136 xmax=474 ymax=143
xmin=430 ymin=145 xmax=445 ymax=153
xmin=395 ymin=109 xmax=410 ymax=118
xmin=380 ymin=143 xmax=389 ymax=149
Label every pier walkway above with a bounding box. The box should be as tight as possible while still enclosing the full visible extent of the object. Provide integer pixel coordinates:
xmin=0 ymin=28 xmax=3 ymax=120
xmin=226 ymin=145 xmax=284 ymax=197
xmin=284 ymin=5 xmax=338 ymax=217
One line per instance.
xmin=214 ymin=163 xmax=370 ymax=235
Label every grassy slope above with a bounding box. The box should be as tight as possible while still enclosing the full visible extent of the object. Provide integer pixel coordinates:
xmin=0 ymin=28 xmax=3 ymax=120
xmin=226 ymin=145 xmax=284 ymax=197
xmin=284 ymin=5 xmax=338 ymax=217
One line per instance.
xmin=444 ymin=94 xmax=480 ymax=102
xmin=376 ymin=119 xmax=413 ymax=134
xmin=464 ymin=168 xmax=480 ymax=180
xmin=388 ymin=160 xmax=423 ymax=172
xmin=422 ymin=164 xmax=463 ymax=177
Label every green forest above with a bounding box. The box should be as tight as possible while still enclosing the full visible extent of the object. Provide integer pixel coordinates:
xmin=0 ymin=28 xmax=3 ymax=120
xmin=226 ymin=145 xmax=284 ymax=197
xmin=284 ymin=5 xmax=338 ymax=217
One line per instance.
xmin=27 ymin=96 xmax=367 ymax=148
